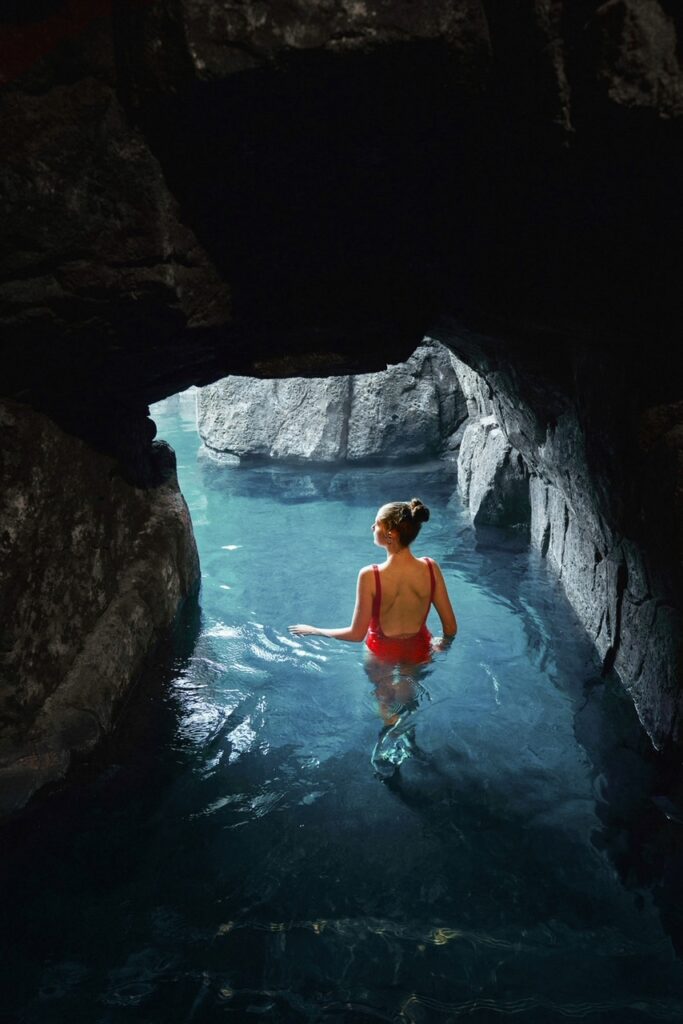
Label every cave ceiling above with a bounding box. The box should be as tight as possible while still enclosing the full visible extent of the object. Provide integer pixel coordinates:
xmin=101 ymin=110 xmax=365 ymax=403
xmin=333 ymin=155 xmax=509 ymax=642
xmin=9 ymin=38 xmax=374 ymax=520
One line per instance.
xmin=0 ymin=0 xmax=681 ymax=425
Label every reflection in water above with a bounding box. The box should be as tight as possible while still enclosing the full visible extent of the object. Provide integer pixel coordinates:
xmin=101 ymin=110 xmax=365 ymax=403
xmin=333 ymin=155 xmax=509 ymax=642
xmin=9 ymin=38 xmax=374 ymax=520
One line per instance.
xmin=364 ymin=652 xmax=432 ymax=777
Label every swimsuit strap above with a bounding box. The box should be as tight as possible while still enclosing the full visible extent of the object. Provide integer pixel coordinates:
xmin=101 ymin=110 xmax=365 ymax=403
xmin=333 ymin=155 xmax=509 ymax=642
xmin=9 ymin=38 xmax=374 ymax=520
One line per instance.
xmin=422 ymin=557 xmax=436 ymax=623
xmin=371 ymin=564 xmax=381 ymax=621
xmin=423 ymin=557 xmax=436 ymax=601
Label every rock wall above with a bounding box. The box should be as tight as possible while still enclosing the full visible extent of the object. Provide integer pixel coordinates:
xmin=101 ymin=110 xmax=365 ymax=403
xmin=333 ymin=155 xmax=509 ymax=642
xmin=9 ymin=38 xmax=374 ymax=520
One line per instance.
xmin=0 ymin=400 xmax=200 ymax=815
xmin=437 ymin=331 xmax=682 ymax=751
xmin=454 ymin=362 xmax=530 ymax=527
xmin=457 ymin=416 xmax=530 ymax=528
xmin=197 ymin=341 xmax=466 ymax=463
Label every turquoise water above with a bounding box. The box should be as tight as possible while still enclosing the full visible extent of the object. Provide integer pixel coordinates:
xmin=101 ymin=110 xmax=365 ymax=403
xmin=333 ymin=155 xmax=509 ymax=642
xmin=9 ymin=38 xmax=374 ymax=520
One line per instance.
xmin=3 ymin=389 xmax=683 ymax=1023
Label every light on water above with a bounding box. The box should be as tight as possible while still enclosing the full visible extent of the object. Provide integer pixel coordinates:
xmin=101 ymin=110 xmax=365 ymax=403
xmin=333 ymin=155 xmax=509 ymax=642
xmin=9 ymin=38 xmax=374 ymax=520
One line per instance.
xmin=3 ymin=390 xmax=683 ymax=1023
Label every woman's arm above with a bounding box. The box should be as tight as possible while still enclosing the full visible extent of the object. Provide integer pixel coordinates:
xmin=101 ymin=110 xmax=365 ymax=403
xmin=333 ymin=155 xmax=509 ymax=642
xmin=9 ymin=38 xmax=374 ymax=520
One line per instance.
xmin=289 ymin=567 xmax=374 ymax=642
xmin=431 ymin=560 xmax=458 ymax=638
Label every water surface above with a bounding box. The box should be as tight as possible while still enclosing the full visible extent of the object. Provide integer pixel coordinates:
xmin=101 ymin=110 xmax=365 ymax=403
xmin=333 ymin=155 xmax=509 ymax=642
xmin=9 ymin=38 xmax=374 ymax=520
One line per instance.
xmin=3 ymin=389 xmax=683 ymax=1023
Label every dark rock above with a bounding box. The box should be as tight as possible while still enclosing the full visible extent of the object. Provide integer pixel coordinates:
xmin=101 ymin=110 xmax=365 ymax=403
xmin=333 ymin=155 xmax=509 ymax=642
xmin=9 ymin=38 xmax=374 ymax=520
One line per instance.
xmin=0 ymin=399 xmax=200 ymax=815
xmin=587 ymin=0 xmax=683 ymax=117
xmin=3 ymin=0 xmax=681 ymax=422
xmin=0 ymin=74 xmax=233 ymax=415
xmin=434 ymin=323 xmax=683 ymax=751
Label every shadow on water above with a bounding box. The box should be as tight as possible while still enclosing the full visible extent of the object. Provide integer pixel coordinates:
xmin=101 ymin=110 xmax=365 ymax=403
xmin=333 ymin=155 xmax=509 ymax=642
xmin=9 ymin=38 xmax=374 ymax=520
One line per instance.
xmin=573 ymin=674 xmax=683 ymax=960
xmin=0 ymin=593 xmax=203 ymax=866
xmin=453 ymin=521 xmax=683 ymax=962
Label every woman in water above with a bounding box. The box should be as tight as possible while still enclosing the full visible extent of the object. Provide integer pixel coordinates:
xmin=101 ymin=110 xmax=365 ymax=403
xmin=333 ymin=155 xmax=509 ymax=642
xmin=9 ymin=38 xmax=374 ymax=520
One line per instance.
xmin=289 ymin=498 xmax=457 ymax=772
xmin=289 ymin=497 xmax=457 ymax=652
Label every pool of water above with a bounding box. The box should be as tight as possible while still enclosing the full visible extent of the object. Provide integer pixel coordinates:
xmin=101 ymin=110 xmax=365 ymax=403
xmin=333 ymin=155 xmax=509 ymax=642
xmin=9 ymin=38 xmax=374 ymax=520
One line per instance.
xmin=3 ymin=390 xmax=683 ymax=1023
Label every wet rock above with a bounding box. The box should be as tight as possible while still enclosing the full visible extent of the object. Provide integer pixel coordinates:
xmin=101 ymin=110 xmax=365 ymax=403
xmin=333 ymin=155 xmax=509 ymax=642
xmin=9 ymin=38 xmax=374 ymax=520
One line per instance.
xmin=0 ymin=400 xmax=200 ymax=816
xmin=529 ymin=477 xmax=611 ymax=652
xmin=346 ymin=344 xmax=467 ymax=461
xmin=197 ymin=342 xmax=465 ymax=463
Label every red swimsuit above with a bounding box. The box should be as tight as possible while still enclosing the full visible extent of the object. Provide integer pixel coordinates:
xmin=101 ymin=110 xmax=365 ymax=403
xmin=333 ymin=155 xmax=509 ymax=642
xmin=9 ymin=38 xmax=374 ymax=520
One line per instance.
xmin=365 ymin=557 xmax=436 ymax=664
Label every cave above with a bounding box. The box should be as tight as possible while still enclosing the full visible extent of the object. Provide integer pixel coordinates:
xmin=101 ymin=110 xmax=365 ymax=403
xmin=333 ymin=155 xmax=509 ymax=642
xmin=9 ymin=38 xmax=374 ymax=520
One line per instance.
xmin=1 ymin=0 xmax=683 ymax=1017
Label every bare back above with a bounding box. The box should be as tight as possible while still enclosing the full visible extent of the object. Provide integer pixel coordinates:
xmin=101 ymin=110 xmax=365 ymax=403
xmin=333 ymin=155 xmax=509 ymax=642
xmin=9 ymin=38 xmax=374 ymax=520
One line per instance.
xmin=373 ymin=557 xmax=433 ymax=637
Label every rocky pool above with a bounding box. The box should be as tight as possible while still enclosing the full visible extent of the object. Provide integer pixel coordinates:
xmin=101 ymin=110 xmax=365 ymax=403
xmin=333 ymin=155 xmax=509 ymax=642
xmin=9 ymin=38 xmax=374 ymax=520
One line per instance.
xmin=3 ymin=391 xmax=683 ymax=1023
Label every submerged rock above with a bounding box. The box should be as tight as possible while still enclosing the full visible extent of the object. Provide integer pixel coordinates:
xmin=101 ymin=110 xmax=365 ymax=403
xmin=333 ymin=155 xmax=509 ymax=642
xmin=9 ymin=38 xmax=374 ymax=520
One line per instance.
xmin=197 ymin=341 xmax=466 ymax=463
xmin=0 ymin=400 xmax=200 ymax=816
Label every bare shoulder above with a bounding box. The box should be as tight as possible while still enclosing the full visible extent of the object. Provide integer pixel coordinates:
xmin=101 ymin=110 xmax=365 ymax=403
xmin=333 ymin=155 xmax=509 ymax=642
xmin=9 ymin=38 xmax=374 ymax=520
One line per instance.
xmin=423 ymin=556 xmax=446 ymax=580
xmin=357 ymin=565 xmax=376 ymax=595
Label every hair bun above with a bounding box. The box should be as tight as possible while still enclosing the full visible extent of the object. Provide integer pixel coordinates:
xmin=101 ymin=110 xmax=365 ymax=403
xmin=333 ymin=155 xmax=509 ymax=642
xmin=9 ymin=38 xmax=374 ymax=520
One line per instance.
xmin=409 ymin=498 xmax=430 ymax=524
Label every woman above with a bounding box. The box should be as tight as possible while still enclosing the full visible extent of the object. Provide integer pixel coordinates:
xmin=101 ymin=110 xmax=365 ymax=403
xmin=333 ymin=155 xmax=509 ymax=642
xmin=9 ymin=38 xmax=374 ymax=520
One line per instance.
xmin=290 ymin=498 xmax=457 ymax=774
xmin=289 ymin=497 xmax=457 ymax=655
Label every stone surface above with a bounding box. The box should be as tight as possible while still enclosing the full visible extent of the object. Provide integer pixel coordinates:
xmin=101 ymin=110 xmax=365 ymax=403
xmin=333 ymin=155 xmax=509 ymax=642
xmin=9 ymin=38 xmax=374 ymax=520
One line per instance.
xmin=0 ymin=78 xmax=232 ymax=388
xmin=173 ymin=0 xmax=492 ymax=79
xmin=588 ymin=0 xmax=683 ymax=117
xmin=437 ymin=331 xmax=683 ymax=751
xmin=199 ymin=376 xmax=351 ymax=462
xmin=457 ymin=416 xmax=530 ymax=527
xmin=197 ymin=342 xmax=466 ymax=463
xmin=1 ymin=0 xmax=681 ymax=423
xmin=0 ymin=399 xmax=200 ymax=815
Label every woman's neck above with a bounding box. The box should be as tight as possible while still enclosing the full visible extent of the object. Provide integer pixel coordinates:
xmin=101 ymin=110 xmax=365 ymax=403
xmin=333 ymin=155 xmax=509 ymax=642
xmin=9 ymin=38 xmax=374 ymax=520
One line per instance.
xmin=385 ymin=545 xmax=414 ymax=564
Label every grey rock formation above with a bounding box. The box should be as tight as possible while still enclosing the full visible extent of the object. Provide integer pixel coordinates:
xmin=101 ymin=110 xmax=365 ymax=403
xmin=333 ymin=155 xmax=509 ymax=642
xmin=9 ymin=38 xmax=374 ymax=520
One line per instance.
xmin=0 ymin=400 xmax=200 ymax=816
xmin=435 ymin=329 xmax=682 ymax=751
xmin=199 ymin=376 xmax=351 ymax=462
xmin=197 ymin=342 xmax=466 ymax=463
xmin=457 ymin=416 xmax=530 ymax=527
xmin=530 ymin=473 xmax=681 ymax=748
xmin=453 ymin=353 xmax=530 ymax=527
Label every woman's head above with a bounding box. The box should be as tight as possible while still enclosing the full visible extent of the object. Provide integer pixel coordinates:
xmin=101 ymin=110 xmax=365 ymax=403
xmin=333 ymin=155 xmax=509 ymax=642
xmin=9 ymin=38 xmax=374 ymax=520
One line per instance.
xmin=374 ymin=498 xmax=430 ymax=549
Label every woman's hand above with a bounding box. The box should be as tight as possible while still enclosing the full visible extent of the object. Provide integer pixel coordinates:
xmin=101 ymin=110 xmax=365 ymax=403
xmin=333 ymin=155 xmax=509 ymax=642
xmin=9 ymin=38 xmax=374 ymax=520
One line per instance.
xmin=432 ymin=635 xmax=456 ymax=653
xmin=288 ymin=624 xmax=319 ymax=636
